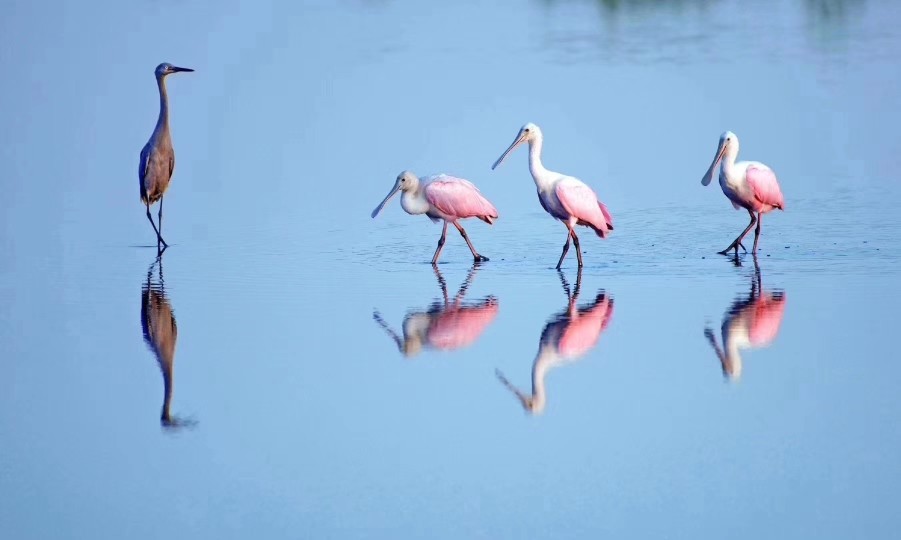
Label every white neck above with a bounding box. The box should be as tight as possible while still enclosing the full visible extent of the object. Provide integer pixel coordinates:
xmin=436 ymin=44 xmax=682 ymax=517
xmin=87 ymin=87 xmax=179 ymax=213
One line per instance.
xmin=721 ymin=148 xmax=740 ymax=180
xmin=528 ymin=347 xmax=559 ymax=413
xmin=401 ymin=187 xmax=430 ymax=216
xmin=724 ymin=338 xmax=743 ymax=379
xmin=528 ymin=136 xmax=553 ymax=189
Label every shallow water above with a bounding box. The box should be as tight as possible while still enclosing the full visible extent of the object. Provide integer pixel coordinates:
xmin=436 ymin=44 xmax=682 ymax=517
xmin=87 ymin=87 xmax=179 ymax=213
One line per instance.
xmin=2 ymin=1 xmax=901 ymax=538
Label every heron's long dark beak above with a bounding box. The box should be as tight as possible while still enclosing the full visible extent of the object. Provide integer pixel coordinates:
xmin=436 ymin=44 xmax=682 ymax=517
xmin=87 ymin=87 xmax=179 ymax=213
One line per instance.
xmin=171 ymin=66 xmax=194 ymax=73
xmin=492 ymin=130 xmax=527 ymax=170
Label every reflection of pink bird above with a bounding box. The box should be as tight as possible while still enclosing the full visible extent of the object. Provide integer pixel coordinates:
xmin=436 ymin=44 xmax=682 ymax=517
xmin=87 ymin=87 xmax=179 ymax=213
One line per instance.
xmin=491 ymin=123 xmax=614 ymax=269
xmin=705 ymin=260 xmax=787 ymax=380
xmin=371 ymin=171 xmax=498 ymax=264
xmin=496 ymin=270 xmax=614 ymax=414
xmin=373 ymin=264 xmax=498 ymax=358
xmin=701 ymin=131 xmax=785 ymax=255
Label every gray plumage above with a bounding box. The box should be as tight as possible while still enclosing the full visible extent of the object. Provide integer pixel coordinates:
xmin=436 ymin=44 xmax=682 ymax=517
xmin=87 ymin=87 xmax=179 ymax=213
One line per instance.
xmin=139 ymin=62 xmax=193 ymax=249
xmin=142 ymin=255 xmax=195 ymax=430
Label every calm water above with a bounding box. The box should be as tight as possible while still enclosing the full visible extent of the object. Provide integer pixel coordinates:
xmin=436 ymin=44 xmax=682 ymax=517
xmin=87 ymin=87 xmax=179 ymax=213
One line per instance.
xmin=2 ymin=1 xmax=901 ymax=538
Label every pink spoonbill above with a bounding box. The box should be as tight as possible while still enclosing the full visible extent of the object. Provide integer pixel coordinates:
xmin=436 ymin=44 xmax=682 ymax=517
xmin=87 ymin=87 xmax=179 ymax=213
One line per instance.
xmin=495 ymin=269 xmax=614 ymax=414
xmin=371 ymin=171 xmax=499 ymax=264
xmin=491 ymin=123 xmax=613 ymax=269
xmin=705 ymin=258 xmax=787 ymax=380
xmin=701 ymin=131 xmax=785 ymax=255
xmin=373 ymin=264 xmax=499 ymax=358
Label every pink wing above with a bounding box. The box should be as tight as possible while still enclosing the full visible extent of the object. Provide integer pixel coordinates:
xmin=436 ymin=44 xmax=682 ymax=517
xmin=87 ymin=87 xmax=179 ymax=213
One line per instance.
xmin=427 ymin=300 xmax=500 ymax=350
xmin=425 ymin=177 xmax=499 ymax=222
xmin=555 ymin=179 xmax=612 ymax=237
xmin=558 ymin=297 xmax=614 ymax=358
xmin=746 ymin=166 xmax=785 ymax=210
xmin=599 ymin=201 xmax=614 ymax=229
xmin=748 ymin=293 xmax=786 ymax=346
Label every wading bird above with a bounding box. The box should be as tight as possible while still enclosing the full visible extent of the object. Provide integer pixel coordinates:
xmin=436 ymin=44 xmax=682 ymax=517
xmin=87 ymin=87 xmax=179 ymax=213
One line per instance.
xmin=704 ymin=257 xmax=787 ymax=380
xmin=491 ymin=123 xmax=613 ymax=269
xmin=373 ymin=263 xmax=498 ymax=358
xmin=495 ymin=269 xmax=614 ymax=415
xmin=139 ymin=62 xmax=194 ymax=250
xmin=141 ymin=255 xmax=195 ymax=430
xmin=371 ymin=171 xmax=498 ymax=264
xmin=701 ymin=131 xmax=785 ymax=255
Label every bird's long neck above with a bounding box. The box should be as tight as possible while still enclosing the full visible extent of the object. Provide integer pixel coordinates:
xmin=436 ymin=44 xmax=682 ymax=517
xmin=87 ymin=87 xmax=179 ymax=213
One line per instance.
xmin=723 ymin=332 xmax=743 ymax=379
xmin=528 ymin=136 xmax=552 ymax=189
xmin=721 ymin=149 xmax=739 ymax=180
xmin=401 ymin=187 xmax=430 ymax=215
xmin=154 ymin=75 xmax=170 ymax=139
xmin=529 ymin=347 xmax=556 ymax=414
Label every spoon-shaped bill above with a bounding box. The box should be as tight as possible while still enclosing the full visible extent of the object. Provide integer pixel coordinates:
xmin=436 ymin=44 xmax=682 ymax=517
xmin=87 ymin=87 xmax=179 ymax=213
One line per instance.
xmin=492 ymin=129 xmax=527 ymax=170
xmin=371 ymin=181 xmax=401 ymax=218
xmin=702 ymin=140 xmax=727 ymax=186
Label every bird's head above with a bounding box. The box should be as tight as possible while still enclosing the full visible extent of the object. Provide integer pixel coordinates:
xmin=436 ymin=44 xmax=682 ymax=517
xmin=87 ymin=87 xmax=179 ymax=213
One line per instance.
xmin=702 ymin=130 xmax=740 ymax=186
xmin=371 ymin=171 xmax=419 ymax=218
xmin=491 ymin=122 xmax=542 ymax=170
xmin=155 ymin=62 xmax=194 ymax=78
xmin=395 ymin=170 xmax=420 ymax=192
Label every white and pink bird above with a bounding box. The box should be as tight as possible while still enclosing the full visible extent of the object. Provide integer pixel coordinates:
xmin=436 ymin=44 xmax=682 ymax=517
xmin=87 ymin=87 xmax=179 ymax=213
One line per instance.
xmin=495 ymin=270 xmax=614 ymax=414
xmin=705 ymin=262 xmax=787 ymax=380
xmin=492 ymin=123 xmax=613 ymax=269
xmin=371 ymin=171 xmax=499 ymax=264
xmin=701 ymin=131 xmax=785 ymax=255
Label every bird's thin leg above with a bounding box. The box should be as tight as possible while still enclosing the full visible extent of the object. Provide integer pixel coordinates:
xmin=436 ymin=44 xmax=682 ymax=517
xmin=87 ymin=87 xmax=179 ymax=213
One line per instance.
xmin=431 ymin=222 xmax=449 ymax=265
xmin=573 ymin=265 xmax=583 ymax=299
xmin=557 ymin=269 xmax=572 ymax=299
xmin=453 ymin=221 xmax=488 ymax=262
xmin=432 ymin=264 xmax=450 ymax=304
xmin=565 ymin=267 xmax=584 ymax=318
xmin=452 ymin=263 xmax=481 ymax=305
xmin=146 ymin=203 xmax=163 ymax=247
xmin=719 ymin=210 xmax=757 ymax=255
xmin=157 ymin=197 xmax=169 ymax=249
xmin=752 ymin=212 xmax=763 ymax=253
xmin=751 ymin=256 xmax=762 ymax=299
xmin=556 ymin=233 xmax=571 ymax=270
xmin=569 ymin=227 xmax=584 ymax=268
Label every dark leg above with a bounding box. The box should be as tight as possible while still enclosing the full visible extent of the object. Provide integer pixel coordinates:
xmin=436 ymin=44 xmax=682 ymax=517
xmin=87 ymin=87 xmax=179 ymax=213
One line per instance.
xmin=453 ymin=221 xmax=488 ymax=262
xmin=573 ymin=265 xmax=583 ymax=297
xmin=752 ymin=212 xmax=763 ymax=253
xmin=557 ymin=269 xmax=572 ymax=298
xmin=556 ymin=233 xmax=571 ymax=270
xmin=157 ymin=197 xmax=168 ymax=248
xmin=146 ymin=203 xmax=163 ymax=247
xmin=431 ymin=264 xmax=450 ymax=304
xmin=431 ymin=221 xmax=449 ymax=264
xmin=719 ymin=210 xmax=756 ymax=255
xmin=570 ymin=227 xmax=584 ymax=268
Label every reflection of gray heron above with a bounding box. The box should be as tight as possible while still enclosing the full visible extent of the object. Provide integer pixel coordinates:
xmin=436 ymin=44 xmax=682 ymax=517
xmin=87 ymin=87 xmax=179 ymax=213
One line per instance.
xmin=373 ymin=263 xmax=498 ymax=358
xmin=138 ymin=63 xmax=193 ymax=251
xmin=496 ymin=269 xmax=614 ymax=414
xmin=705 ymin=257 xmax=787 ymax=380
xmin=141 ymin=255 xmax=194 ymax=430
